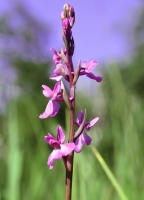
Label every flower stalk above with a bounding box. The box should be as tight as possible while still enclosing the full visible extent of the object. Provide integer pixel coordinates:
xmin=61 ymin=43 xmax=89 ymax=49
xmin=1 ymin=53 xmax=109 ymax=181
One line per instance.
xmin=65 ymin=38 xmax=75 ymax=200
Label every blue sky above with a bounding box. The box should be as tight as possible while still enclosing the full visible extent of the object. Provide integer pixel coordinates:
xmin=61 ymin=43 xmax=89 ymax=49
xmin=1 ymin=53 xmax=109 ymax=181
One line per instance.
xmin=0 ymin=0 xmax=142 ymax=65
xmin=23 ymin=0 xmax=142 ymax=63
xmin=0 ymin=0 xmax=143 ymax=95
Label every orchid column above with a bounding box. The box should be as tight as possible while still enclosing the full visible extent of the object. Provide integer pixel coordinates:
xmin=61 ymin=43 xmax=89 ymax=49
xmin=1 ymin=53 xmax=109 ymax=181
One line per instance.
xmin=39 ymin=3 xmax=102 ymax=200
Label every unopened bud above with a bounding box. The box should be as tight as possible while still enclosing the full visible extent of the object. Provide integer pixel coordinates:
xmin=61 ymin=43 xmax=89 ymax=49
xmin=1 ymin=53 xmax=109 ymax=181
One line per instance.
xmin=62 ymin=18 xmax=71 ymax=30
xmin=69 ymin=6 xmax=74 ymax=17
xmin=63 ymin=3 xmax=69 ymax=11
xmin=70 ymin=17 xmax=75 ymax=27
xmin=60 ymin=11 xmax=66 ymax=20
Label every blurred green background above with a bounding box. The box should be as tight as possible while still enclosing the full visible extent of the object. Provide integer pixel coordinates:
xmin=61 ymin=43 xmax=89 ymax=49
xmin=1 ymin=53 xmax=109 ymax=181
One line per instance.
xmin=0 ymin=2 xmax=144 ymax=200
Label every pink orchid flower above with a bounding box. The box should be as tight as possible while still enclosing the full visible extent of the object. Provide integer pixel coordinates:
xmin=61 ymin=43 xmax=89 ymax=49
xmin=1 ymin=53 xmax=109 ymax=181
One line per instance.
xmin=80 ymin=60 xmax=103 ymax=82
xmin=50 ymin=63 xmax=69 ymax=81
xmin=44 ymin=126 xmax=76 ymax=169
xmin=39 ymin=82 xmax=63 ymax=119
xmin=74 ymin=110 xmax=99 ymax=153
xmin=50 ymin=48 xmax=67 ymax=65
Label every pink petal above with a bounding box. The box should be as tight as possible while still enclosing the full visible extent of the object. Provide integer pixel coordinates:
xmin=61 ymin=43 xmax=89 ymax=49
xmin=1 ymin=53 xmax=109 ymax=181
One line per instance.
xmin=76 ymin=110 xmax=83 ymax=126
xmin=49 ymin=74 xmax=63 ymax=81
xmin=53 ymin=82 xmax=61 ymax=98
xmin=85 ymin=117 xmax=99 ymax=130
xmin=74 ymin=135 xmax=83 ymax=153
xmin=74 ymin=132 xmax=92 ymax=153
xmin=50 ymin=48 xmax=58 ymax=55
xmin=54 ymin=64 xmax=62 ymax=74
xmin=42 ymin=85 xmax=53 ymax=98
xmin=64 ymin=49 xmax=67 ymax=55
xmin=81 ymin=61 xmax=86 ymax=69
xmin=48 ymin=149 xmax=63 ymax=169
xmin=81 ymin=132 xmax=92 ymax=145
xmin=86 ymin=73 xmax=103 ymax=82
xmin=49 ymin=101 xmax=60 ymax=117
xmin=39 ymin=100 xmax=60 ymax=119
xmin=62 ymin=18 xmax=71 ymax=30
xmin=85 ymin=60 xmax=98 ymax=73
xmin=57 ymin=126 xmax=65 ymax=144
xmin=60 ymin=143 xmax=76 ymax=156
xmin=44 ymin=134 xmax=60 ymax=148
xmin=47 ymin=143 xmax=75 ymax=169
xmin=79 ymin=71 xmax=85 ymax=76
xmin=44 ymin=133 xmax=54 ymax=143
xmin=62 ymin=64 xmax=68 ymax=73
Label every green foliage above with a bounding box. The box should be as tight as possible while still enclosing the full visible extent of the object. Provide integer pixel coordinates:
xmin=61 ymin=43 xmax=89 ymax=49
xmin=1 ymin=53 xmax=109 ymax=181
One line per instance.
xmin=120 ymin=8 xmax=144 ymax=98
xmin=100 ymin=64 xmax=144 ymax=200
xmin=1 ymin=62 xmax=144 ymax=200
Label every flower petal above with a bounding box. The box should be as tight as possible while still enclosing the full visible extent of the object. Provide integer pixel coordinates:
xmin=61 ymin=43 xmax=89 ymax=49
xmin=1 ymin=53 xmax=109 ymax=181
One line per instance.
xmin=47 ymin=143 xmax=75 ymax=169
xmin=47 ymin=149 xmax=63 ymax=169
xmin=85 ymin=117 xmax=99 ymax=131
xmin=81 ymin=61 xmax=86 ymax=69
xmin=76 ymin=110 xmax=83 ymax=126
xmin=60 ymin=143 xmax=76 ymax=156
xmin=86 ymin=73 xmax=103 ymax=82
xmin=50 ymin=48 xmax=58 ymax=55
xmin=53 ymin=65 xmax=61 ymax=75
xmin=53 ymin=82 xmax=61 ymax=98
xmin=74 ymin=135 xmax=83 ymax=153
xmin=42 ymin=85 xmax=53 ymax=98
xmin=39 ymin=100 xmax=60 ymax=118
xmin=44 ymin=134 xmax=60 ymax=148
xmin=75 ymin=132 xmax=92 ymax=153
xmin=85 ymin=60 xmax=98 ymax=73
xmin=57 ymin=126 xmax=65 ymax=144
xmin=49 ymin=74 xmax=63 ymax=81
xmin=81 ymin=132 xmax=92 ymax=145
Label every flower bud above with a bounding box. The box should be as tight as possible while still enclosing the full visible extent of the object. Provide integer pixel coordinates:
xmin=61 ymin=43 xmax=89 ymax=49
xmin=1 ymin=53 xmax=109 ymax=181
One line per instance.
xmin=60 ymin=11 xmax=66 ymax=20
xmin=63 ymin=3 xmax=69 ymax=11
xmin=70 ymin=17 xmax=75 ymax=28
xmin=62 ymin=18 xmax=71 ymax=30
xmin=69 ymin=6 xmax=74 ymax=17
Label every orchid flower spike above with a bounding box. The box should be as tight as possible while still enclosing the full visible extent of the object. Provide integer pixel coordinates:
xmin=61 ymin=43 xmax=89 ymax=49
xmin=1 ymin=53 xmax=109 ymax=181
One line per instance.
xmin=74 ymin=110 xmax=99 ymax=153
xmin=80 ymin=60 xmax=103 ymax=82
xmin=39 ymin=82 xmax=63 ymax=119
xmin=44 ymin=126 xmax=76 ymax=169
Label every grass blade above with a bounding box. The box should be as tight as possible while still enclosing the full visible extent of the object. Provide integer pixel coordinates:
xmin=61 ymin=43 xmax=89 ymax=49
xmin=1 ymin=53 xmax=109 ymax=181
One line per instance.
xmin=91 ymin=144 xmax=129 ymax=200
